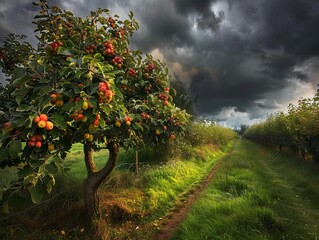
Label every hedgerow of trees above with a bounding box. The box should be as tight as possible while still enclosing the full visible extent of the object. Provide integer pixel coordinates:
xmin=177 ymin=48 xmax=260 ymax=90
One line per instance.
xmin=244 ymin=90 xmax=319 ymax=162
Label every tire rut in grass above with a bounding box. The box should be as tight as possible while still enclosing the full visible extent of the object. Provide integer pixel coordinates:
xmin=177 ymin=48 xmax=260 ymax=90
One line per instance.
xmin=152 ymin=155 xmax=228 ymax=240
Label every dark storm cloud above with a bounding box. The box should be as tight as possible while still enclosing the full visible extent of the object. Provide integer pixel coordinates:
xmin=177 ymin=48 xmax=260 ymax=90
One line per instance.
xmin=185 ymin=0 xmax=319 ymax=118
xmin=197 ymin=10 xmax=225 ymax=32
xmin=173 ymin=0 xmax=225 ymax=32
xmin=128 ymin=0 xmax=194 ymax=53
xmin=0 ymin=0 xmax=64 ymax=43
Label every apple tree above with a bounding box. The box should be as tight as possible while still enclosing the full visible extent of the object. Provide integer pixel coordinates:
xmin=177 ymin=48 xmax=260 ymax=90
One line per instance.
xmin=0 ymin=0 xmax=189 ymax=218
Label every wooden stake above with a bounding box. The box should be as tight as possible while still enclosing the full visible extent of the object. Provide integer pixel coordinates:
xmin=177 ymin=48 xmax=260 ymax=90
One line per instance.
xmin=135 ymin=150 xmax=139 ymax=176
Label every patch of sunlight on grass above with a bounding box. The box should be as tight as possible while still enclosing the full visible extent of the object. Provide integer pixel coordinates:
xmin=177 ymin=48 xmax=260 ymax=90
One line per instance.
xmin=64 ymin=146 xmax=109 ymax=180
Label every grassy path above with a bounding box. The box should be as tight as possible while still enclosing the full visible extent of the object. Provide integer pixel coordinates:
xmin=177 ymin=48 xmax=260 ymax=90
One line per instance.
xmin=154 ymin=157 xmax=228 ymax=240
xmin=171 ymin=139 xmax=319 ymax=240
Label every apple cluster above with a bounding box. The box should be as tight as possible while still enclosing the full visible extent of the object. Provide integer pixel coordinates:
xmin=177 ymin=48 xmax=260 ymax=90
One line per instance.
xmin=143 ymin=63 xmax=155 ymax=73
xmin=103 ymin=41 xmax=115 ymax=56
xmin=115 ymin=28 xmax=125 ymax=39
xmin=84 ymin=133 xmax=94 ymax=142
xmin=84 ymin=44 xmax=96 ymax=54
xmin=93 ymin=113 xmax=101 ymax=127
xmin=128 ymin=68 xmax=136 ymax=77
xmin=46 ymin=41 xmax=63 ymax=53
xmin=144 ymin=84 xmax=152 ymax=93
xmin=158 ymin=93 xmax=169 ymax=106
xmin=108 ymin=17 xmax=116 ymax=29
xmin=86 ymin=113 xmax=102 ymax=133
xmin=140 ymin=112 xmax=151 ymax=120
xmin=98 ymin=81 xmax=113 ymax=103
xmin=71 ymin=109 xmax=87 ymax=122
xmin=27 ymin=134 xmax=43 ymax=148
xmin=33 ymin=114 xmax=54 ymax=131
xmin=111 ymin=56 xmax=123 ymax=68
xmin=123 ymin=115 xmax=132 ymax=126
xmin=148 ymin=63 xmax=155 ymax=71
xmin=50 ymin=93 xmax=64 ymax=107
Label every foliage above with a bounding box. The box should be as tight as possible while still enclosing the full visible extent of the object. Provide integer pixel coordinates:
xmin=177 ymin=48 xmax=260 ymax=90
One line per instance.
xmin=184 ymin=121 xmax=238 ymax=147
xmin=244 ymin=91 xmax=319 ymax=162
xmin=0 ymin=0 xmax=189 ymax=214
xmin=170 ymin=76 xmax=196 ymax=117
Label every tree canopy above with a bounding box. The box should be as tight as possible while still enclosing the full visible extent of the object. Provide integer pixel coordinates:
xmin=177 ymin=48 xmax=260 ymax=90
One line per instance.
xmin=0 ymin=0 xmax=189 ymax=217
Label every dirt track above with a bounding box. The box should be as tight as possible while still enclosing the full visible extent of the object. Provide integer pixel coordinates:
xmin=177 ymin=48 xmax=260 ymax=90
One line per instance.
xmin=152 ymin=156 xmax=227 ymax=240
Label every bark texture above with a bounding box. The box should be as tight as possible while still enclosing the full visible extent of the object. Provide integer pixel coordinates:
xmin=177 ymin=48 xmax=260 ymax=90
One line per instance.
xmin=83 ymin=141 xmax=119 ymax=219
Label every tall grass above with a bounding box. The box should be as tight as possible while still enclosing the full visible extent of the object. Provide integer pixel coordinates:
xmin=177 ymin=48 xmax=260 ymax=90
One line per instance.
xmin=141 ymin=144 xmax=231 ymax=218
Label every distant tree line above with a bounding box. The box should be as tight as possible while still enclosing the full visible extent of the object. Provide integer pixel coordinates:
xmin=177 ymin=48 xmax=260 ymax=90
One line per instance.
xmin=244 ymin=89 xmax=319 ymax=162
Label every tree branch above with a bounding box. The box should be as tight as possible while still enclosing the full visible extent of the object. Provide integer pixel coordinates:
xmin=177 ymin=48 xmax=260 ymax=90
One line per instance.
xmin=84 ymin=143 xmax=97 ymax=176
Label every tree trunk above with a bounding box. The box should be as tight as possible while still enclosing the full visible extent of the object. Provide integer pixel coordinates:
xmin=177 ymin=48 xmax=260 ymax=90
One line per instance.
xmin=83 ymin=141 xmax=119 ymax=219
xmin=84 ymin=143 xmax=97 ymax=176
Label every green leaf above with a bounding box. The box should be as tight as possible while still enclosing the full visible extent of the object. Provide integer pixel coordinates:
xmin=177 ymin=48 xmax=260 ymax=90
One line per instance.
xmin=49 ymin=155 xmax=63 ymax=168
xmin=12 ymin=68 xmax=26 ymax=81
xmin=59 ymin=67 xmax=73 ymax=78
xmin=46 ymin=178 xmax=55 ymax=194
xmin=39 ymin=77 xmax=50 ymax=83
xmin=100 ymin=105 xmax=111 ymax=115
xmin=75 ymin=69 xmax=86 ymax=79
xmin=133 ymin=122 xmax=144 ymax=132
xmin=37 ymin=86 xmax=53 ymax=98
xmin=17 ymin=165 xmax=35 ymax=179
xmin=15 ymin=115 xmax=30 ymax=128
xmin=87 ymin=82 xmax=99 ymax=95
xmin=45 ymin=162 xmax=58 ymax=174
xmin=29 ymin=181 xmax=46 ymax=204
xmin=0 ymin=147 xmax=9 ymax=163
xmin=57 ymin=46 xmax=72 ymax=56
xmin=9 ymin=139 xmax=22 ymax=158
xmin=95 ymin=62 xmax=105 ymax=76
xmin=13 ymin=75 xmax=33 ymax=86
xmin=38 ymin=95 xmax=52 ymax=110
xmin=82 ymin=55 xmax=93 ymax=64
xmin=46 ymin=182 xmax=53 ymax=194
xmin=114 ymin=87 xmax=123 ymax=100
xmin=88 ymin=98 xmax=97 ymax=108
xmin=75 ymin=99 xmax=84 ymax=111
xmin=93 ymin=53 xmax=103 ymax=60
xmin=16 ymin=104 xmax=32 ymax=112
xmin=50 ymin=113 xmax=67 ymax=129
xmin=61 ymin=102 xmax=74 ymax=112
xmin=14 ymin=87 xmax=31 ymax=104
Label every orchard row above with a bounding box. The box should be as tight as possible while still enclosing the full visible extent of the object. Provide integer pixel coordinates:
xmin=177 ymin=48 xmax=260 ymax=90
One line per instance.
xmin=244 ymin=92 xmax=319 ymax=162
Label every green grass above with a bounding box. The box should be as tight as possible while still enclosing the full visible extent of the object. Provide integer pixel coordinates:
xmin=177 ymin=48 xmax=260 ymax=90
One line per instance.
xmin=3 ymin=139 xmax=319 ymax=240
xmin=63 ymin=143 xmax=108 ymax=180
xmin=103 ymin=143 xmax=234 ymax=239
xmin=141 ymin=144 xmax=231 ymax=219
xmin=172 ymin=139 xmax=319 ymax=240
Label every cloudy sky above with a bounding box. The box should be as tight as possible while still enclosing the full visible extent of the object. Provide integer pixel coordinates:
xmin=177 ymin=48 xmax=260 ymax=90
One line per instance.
xmin=1 ymin=0 xmax=319 ymax=127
